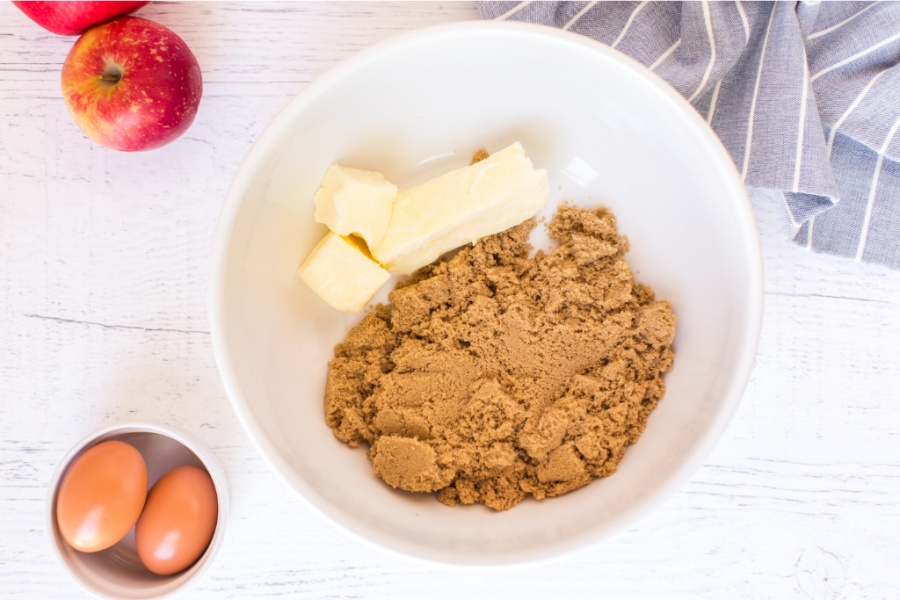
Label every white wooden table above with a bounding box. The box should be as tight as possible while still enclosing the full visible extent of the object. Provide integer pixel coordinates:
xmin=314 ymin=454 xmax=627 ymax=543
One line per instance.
xmin=2 ymin=3 xmax=899 ymax=598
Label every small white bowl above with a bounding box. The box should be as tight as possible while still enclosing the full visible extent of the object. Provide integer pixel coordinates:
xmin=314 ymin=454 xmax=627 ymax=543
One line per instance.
xmin=210 ymin=21 xmax=762 ymax=566
xmin=47 ymin=423 xmax=229 ymax=598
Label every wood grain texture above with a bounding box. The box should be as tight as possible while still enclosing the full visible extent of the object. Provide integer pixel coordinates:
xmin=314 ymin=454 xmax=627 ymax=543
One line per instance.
xmin=1 ymin=2 xmax=899 ymax=598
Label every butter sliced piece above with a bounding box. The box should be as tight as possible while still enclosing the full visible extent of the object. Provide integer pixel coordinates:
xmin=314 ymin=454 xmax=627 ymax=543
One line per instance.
xmin=298 ymin=232 xmax=391 ymax=312
xmin=370 ymin=142 xmax=549 ymax=275
xmin=314 ymin=165 xmax=398 ymax=248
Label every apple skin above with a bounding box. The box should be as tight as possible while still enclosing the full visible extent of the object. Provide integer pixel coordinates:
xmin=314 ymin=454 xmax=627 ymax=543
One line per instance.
xmin=61 ymin=17 xmax=202 ymax=152
xmin=12 ymin=1 xmax=150 ymax=36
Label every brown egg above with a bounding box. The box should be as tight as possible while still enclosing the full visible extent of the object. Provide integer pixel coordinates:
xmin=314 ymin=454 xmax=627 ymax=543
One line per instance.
xmin=135 ymin=465 xmax=218 ymax=575
xmin=56 ymin=440 xmax=148 ymax=553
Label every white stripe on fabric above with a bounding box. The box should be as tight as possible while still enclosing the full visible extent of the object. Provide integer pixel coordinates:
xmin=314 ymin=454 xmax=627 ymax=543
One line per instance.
xmin=495 ymin=1 xmax=533 ymax=21
xmin=688 ymin=0 xmax=717 ymax=103
xmin=807 ymin=1 xmax=881 ymax=41
xmin=611 ymin=1 xmax=649 ymax=48
xmin=707 ymin=79 xmax=723 ymax=124
xmin=781 ymin=192 xmax=800 ymax=227
xmin=741 ymin=4 xmax=778 ymax=181
xmin=735 ymin=0 xmax=750 ymax=44
xmin=650 ymin=38 xmax=681 ymax=71
xmin=808 ymin=69 xmax=884 ymax=250
xmin=811 ymin=30 xmax=900 ymax=83
xmin=562 ymin=1 xmax=598 ymax=31
xmin=793 ymin=53 xmax=810 ymax=192
xmin=855 ymin=114 xmax=900 ymax=261
xmin=825 ymin=70 xmax=887 ymax=157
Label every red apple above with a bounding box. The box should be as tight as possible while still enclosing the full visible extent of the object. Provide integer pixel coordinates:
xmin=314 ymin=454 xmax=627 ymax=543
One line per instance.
xmin=61 ymin=16 xmax=202 ymax=152
xmin=12 ymin=1 xmax=150 ymax=36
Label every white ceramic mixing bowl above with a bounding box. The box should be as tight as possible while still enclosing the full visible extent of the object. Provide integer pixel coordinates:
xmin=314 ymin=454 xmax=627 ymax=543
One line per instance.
xmin=210 ymin=21 xmax=762 ymax=566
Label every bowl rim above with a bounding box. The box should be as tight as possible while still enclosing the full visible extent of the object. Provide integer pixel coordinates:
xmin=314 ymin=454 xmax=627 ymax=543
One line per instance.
xmin=208 ymin=20 xmax=764 ymax=569
xmin=46 ymin=422 xmax=230 ymax=598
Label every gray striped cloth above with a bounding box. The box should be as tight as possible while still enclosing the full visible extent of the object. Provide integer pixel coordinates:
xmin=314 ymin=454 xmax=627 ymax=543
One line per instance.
xmin=478 ymin=1 xmax=900 ymax=269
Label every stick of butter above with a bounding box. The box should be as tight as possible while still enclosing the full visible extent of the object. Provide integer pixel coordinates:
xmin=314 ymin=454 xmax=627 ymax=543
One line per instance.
xmin=297 ymin=232 xmax=391 ymax=313
xmin=370 ymin=141 xmax=549 ymax=275
xmin=314 ymin=165 xmax=398 ymax=248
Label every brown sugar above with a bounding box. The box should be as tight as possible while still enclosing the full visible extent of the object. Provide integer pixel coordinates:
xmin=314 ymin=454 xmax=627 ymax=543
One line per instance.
xmin=324 ymin=205 xmax=676 ymax=510
xmin=469 ymin=148 xmax=490 ymax=164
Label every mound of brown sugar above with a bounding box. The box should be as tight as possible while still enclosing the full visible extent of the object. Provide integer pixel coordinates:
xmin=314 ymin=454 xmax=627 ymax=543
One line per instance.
xmin=324 ymin=205 xmax=676 ymax=510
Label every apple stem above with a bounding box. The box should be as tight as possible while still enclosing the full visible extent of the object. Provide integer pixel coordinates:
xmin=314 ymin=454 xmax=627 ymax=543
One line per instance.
xmin=99 ymin=63 xmax=123 ymax=85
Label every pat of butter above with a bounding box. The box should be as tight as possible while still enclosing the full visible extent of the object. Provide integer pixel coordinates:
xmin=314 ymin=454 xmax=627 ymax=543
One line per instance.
xmin=370 ymin=142 xmax=549 ymax=275
xmin=314 ymin=165 xmax=398 ymax=248
xmin=297 ymin=232 xmax=391 ymax=313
